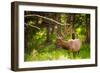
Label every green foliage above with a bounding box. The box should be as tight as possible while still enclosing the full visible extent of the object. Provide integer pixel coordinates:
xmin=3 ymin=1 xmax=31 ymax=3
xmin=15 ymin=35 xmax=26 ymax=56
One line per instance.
xmin=24 ymin=12 xmax=90 ymax=61
xmin=25 ymin=42 xmax=90 ymax=61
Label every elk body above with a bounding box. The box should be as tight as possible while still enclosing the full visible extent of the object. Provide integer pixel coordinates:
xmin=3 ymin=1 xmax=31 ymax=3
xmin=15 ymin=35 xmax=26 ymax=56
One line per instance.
xmin=55 ymin=37 xmax=81 ymax=58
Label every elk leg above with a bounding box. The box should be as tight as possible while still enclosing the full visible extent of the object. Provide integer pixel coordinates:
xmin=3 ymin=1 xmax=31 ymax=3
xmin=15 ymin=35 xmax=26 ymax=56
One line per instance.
xmin=73 ymin=52 xmax=76 ymax=59
xmin=77 ymin=51 xmax=80 ymax=55
xmin=67 ymin=51 xmax=70 ymax=58
xmin=68 ymin=51 xmax=72 ymax=59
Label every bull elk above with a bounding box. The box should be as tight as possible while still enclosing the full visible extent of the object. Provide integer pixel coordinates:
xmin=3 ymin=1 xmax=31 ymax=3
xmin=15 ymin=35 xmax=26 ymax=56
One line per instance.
xmin=55 ymin=37 xmax=81 ymax=58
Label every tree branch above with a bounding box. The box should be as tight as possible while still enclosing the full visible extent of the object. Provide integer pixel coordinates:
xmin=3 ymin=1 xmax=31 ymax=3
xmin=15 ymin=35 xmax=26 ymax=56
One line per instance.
xmin=25 ymin=14 xmax=71 ymax=38
xmin=25 ymin=23 xmax=40 ymax=30
xmin=25 ymin=14 xmax=64 ymax=25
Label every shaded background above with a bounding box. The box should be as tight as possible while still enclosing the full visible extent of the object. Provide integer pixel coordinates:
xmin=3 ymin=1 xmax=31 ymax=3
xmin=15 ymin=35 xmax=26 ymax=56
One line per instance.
xmin=24 ymin=11 xmax=90 ymax=61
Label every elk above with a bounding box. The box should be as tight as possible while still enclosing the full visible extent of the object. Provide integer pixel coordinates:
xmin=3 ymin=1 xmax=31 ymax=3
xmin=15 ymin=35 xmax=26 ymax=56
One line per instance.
xmin=55 ymin=36 xmax=81 ymax=58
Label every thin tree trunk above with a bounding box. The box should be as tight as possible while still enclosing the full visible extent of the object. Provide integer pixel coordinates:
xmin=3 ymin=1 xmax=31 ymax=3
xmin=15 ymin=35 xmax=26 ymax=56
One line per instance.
xmin=85 ymin=14 xmax=90 ymax=43
xmin=56 ymin=14 xmax=62 ymax=37
xmin=67 ymin=14 xmax=76 ymax=39
xmin=72 ymin=14 xmax=76 ymax=39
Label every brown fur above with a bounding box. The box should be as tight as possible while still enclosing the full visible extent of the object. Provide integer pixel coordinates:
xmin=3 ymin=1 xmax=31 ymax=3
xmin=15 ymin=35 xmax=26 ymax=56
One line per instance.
xmin=55 ymin=37 xmax=81 ymax=52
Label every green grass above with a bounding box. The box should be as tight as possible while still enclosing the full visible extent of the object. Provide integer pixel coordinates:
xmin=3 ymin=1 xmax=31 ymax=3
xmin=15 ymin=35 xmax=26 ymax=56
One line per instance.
xmin=24 ymin=42 xmax=90 ymax=61
xmin=24 ymin=29 xmax=90 ymax=61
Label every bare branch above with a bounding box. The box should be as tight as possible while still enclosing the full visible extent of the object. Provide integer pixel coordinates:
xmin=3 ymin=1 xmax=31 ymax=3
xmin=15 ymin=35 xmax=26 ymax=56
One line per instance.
xmin=25 ymin=14 xmax=64 ymax=25
xmin=25 ymin=23 xmax=40 ymax=30
xmin=25 ymin=14 xmax=71 ymax=38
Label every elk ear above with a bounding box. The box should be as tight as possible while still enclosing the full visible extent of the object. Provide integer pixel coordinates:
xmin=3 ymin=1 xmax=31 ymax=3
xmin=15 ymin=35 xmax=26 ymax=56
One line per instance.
xmin=60 ymin=36 xmax=63 ymax=39
xmin=57 ymin=36 xmax=62 ymax=39
xmin=57 ymin=34 xmax=63 ymax=39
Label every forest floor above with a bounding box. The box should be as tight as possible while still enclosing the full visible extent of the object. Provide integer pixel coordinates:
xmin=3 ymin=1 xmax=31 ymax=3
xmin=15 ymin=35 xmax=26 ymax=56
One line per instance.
xmin=24 ymin=43 xmax=90 ymax=61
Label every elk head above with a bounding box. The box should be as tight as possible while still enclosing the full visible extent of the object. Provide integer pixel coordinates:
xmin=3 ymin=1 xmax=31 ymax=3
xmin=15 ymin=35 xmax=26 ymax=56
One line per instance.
xmin=55 ymin=36 xmax=64 ymax=48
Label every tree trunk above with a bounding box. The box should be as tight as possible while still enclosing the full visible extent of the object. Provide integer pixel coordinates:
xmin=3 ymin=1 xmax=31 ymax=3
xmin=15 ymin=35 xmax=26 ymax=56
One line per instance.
xmin=72 ymin=14 xmax=76 ymax=39
xmin=85 ymin=14 xmax=90 ymax=43
xmin=67 ymin=14 xmax=76 ymax=39
xmin=56 ymin=14 xmax=62 ymax=37
xmin=46 ymin=24 xmax=51 ymax=43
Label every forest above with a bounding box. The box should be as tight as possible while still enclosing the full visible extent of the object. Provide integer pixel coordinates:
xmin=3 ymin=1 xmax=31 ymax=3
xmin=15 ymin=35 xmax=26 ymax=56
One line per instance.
xmin=24 ymin=11 xmax=90 ymax=61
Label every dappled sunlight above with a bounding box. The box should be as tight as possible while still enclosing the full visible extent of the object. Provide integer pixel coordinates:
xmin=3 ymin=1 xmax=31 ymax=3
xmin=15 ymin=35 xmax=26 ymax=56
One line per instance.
xmin=24 ymin=11 xmax=90 ymax=61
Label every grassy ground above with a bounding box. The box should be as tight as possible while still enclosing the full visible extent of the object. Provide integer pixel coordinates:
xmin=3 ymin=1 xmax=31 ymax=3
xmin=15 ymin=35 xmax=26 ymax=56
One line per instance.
xmin=24 ymin=42 xmax=90 ymax=61
xmin=24 ymin=29 xmax=90 ymax=61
